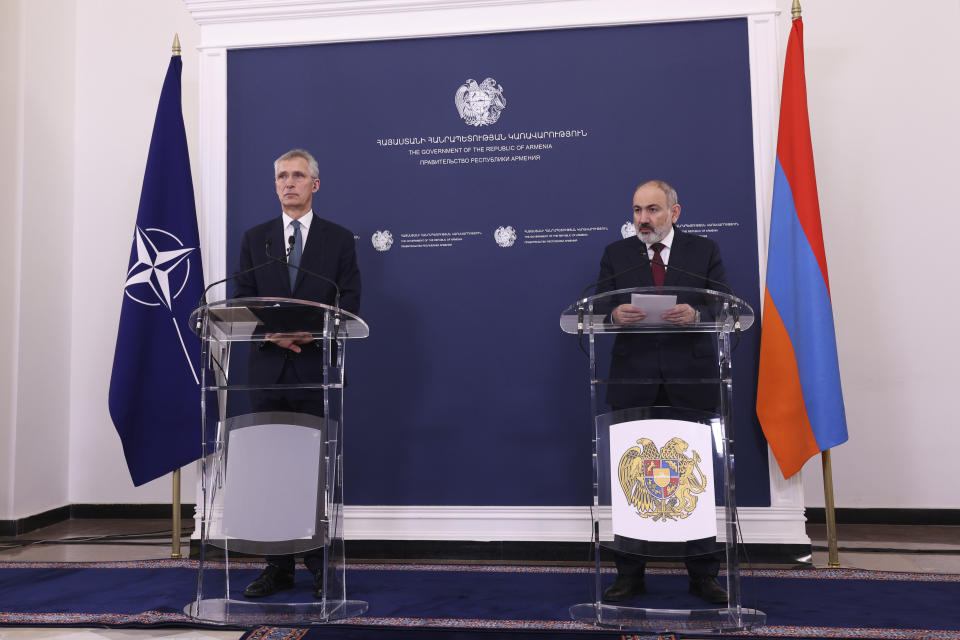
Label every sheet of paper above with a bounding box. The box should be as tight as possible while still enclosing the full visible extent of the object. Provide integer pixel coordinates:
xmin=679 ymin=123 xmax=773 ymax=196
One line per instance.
xmin=208 ymin=307 xmax=261 ymax=340
xmin=630 ymin=293 xmax=677 ymax=323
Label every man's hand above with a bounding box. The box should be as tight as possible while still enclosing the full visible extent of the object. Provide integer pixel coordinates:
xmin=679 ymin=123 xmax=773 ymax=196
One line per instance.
xmin=265 ymin=331 xmax=314 ymax=353
xmin=661 ymin=303 xmax=697 ymax=325
xmin=612 ymin=304 xmax=648 ymax=325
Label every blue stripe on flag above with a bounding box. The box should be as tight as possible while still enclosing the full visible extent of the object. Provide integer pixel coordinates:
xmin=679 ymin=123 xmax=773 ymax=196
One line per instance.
xmin=766 ymin=159 xmax=848 ymax=450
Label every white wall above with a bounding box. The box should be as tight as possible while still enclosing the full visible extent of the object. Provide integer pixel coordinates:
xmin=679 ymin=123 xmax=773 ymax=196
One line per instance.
xmin=0 ymin=0 xmax=77 ymax=520
xmin=0 ymin=0 xmax=23 ymax=520
xmin=1 ymin=0 xmax=956 ymax=520
xmin=774 ymin=0 xmax=960 ymax=508
xmin=67 ymin=0 xmax=202 ymax=504
xmin=0 ymin=0 xmax=201 ymax=516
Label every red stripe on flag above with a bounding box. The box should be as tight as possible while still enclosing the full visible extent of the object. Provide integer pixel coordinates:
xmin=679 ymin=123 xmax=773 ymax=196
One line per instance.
xmin=776 ymin=18 xmax=831 ymax=295
xmin=756 ymin=291 xmax=821 ymax=478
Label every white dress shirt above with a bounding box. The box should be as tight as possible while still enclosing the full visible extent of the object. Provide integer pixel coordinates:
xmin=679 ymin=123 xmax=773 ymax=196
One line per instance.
xmin=281 ymin=210 xmax=314 ymax=258
xmin=643 ymin=226 xmax=675 ymax=265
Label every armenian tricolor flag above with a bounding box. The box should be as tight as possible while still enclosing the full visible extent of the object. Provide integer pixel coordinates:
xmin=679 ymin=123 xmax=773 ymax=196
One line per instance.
xmin=756 ymin=13 xmax=848 ymax=479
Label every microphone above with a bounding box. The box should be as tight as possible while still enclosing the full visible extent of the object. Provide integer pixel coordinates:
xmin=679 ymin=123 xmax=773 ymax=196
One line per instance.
xmin=264 ymin=238 xmax=341 ymax=308
xmin=578 ymin=262 xmax=651 ymax=303
xmin=644 ymin=247 xmax=741 ymax=333
xmin=287 ymin=234 xmax=296 ymax=257
xmin=575 ymin=244 xmax=738 ymax=330
xmin=644 ymin=249 xmax=732 ymax=295
xmin=575 ymin=262 xmax=650 ymax=336
xmin=264 ymin=237 xmax=344 ymax=345
xmin=195 ymin=238 xmax=275 ymax=330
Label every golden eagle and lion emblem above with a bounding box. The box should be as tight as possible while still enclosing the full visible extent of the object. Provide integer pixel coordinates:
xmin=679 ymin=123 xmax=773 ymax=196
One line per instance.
xmin=617 ymin=437 xmax=708 ymax=522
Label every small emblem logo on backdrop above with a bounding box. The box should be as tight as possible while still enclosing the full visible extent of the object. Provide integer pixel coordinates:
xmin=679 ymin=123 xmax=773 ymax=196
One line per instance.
xmin=371 ymin=230 xmax=394 ymax=252
xmin=455 ymin=78 xmax=507 ymax=126
xmin=494 ymin=226 xmax=517 ymax=248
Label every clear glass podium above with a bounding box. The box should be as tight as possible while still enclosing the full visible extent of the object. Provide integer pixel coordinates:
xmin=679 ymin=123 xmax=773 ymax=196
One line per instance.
xmin=185 ymin=297 xmax=369 ymax=625
xmin=560 ymin=286 xmax=766 ymax=633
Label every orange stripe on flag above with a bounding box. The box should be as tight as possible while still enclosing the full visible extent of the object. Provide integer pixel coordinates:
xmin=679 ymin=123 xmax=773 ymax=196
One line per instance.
xmin=756 ymin=292 xmax=821 ymax=478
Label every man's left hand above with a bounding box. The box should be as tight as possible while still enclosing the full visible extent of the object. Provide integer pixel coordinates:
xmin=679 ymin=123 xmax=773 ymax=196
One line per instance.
xmin=661 ymin=304 xmax=697 ymax=325
xmin=265 ymin=331 xmax=314 ymax=353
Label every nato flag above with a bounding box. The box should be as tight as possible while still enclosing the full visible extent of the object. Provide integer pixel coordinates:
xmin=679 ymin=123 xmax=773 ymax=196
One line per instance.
xmin=109 ymin=55 xmax=205 ymax=486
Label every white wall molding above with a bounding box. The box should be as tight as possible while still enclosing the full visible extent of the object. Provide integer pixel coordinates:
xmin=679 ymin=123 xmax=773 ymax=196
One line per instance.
xmin=187 ymin=0 xmax=799 ymax=542
xmin=185 ymin=0 xmax=778 ymax=50
xmin=343 ymin=505 xmax=807 ymax=544
xmin=189 ymin=503 xmax=808 ymax=544
xmin=198 ymin=47 xmax=229 ymax=292
xmin=747 ymin=11 xmax=779 ymax=289
xmin=0 ymin=0 xmax=26 ymax=520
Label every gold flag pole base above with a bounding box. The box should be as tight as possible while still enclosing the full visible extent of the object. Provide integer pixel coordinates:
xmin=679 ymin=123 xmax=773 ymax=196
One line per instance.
xmin=171 ymin=468 xmax=182 ymax=559
xmin=821 ymin=450 xmax=840 ymax=568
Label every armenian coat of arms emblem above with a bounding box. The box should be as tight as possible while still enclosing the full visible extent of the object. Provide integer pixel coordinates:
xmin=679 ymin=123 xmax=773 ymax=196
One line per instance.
xmin=617 ymin=437 xmax=708 ymax=522
xmin=455 ymin=78 xmax=507 ymax=126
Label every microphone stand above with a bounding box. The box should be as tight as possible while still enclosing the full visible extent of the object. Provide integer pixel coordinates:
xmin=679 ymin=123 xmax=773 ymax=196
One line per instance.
xmin=267 ymin=236 xmax=344 ymax=363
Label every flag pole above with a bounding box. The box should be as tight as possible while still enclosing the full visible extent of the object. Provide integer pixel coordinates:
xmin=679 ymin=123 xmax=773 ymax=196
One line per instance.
xmin=821 ymin=450 xmax=840 ymax=567
xmin=169 ymin=32 xmax=183 ymax=561
xmin=172 ymin=469 xmax=182 ymax=558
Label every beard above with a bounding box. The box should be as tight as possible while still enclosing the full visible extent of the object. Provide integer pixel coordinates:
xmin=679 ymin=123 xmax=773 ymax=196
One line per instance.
xmin=637 ymin=224 xmax=669 ymax=244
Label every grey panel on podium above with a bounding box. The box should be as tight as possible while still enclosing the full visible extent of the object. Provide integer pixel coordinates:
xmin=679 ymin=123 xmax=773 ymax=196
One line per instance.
xmin=185 ymin=297 xmax=368 ymax=625
xmin=561 ymin=286 xmax=766 ymax=633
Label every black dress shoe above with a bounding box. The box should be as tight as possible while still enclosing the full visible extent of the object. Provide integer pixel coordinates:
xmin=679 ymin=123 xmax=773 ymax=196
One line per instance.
xmin=243 ymin=565 xmax=295 ymax=598
xmin=602 ymin=575 xmax=646 ymax=602
xmin=689 ymin=575 xmax=727 ymax=604
xmin=312 ymin=569 xmax=325 ymax=599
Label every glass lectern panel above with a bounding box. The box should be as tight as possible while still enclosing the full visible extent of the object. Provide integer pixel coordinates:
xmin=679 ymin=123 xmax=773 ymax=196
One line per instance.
xmin=596 ymin=406 xmax=725 ymax=561
xmin=560 ymin=286 xmax=754 ymax=335
xmin=186 ymin=299 xmax=368 ymax=625
xmin=562 ymin=287 xmax=765 ymax=633
xmin=189 ymin=297 xmax=369 ymax=343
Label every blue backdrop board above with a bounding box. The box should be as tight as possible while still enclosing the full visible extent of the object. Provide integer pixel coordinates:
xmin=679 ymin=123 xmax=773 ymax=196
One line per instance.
xmin=226 ymin=18 xmax=770 ymax=508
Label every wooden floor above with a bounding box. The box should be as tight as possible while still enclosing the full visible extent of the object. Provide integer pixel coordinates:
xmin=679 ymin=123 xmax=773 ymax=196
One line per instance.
xmin=1 ymin=519 xmax=959 ymax=639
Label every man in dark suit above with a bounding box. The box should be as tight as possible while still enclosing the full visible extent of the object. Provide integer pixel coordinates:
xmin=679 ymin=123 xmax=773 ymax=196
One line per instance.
xmin=234 ymin=148 xmax=361 ymax=599
xmin=596 ymin=180 xmax=728 ymax=605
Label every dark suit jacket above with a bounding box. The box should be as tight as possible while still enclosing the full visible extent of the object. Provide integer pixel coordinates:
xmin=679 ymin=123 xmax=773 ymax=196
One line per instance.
xmin=595 ymin=227 xmax=727 ymax=411
xmin=233 ymin=216 xmax=361 ymax=386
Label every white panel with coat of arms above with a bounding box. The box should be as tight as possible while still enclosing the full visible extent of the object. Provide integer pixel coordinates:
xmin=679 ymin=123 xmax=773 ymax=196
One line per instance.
xmin=609 ymin=419 xmax=717 ymax=542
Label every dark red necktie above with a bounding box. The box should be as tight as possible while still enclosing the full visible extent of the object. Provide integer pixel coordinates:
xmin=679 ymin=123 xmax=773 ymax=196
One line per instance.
xmin=650 ymin=242 xmax=666 ymax=286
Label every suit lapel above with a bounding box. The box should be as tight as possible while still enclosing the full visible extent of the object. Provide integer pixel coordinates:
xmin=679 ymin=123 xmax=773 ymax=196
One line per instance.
xmin=663 ymin=229 xmax=687 ymax=287
xmin=293 ymin=217 xmax=325 ymax=293
xmin=630 ymin=237 xmax=655 ymax=287
xmin=268 ymin=218 xmax=292 ymax=297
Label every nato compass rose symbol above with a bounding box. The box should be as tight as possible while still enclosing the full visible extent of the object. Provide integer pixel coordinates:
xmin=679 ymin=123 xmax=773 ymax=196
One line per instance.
xmin=123 ymin=226 xmax=199 ymax=383
xmin=124 ymin=226 xmax=195 ymax=309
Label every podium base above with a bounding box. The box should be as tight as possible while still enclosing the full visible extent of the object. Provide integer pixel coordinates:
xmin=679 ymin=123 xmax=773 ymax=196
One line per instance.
xmin=185 ymin=597 xmax=369 ymax=625
xmin=570 ymin=602 xmax=766 ymax=632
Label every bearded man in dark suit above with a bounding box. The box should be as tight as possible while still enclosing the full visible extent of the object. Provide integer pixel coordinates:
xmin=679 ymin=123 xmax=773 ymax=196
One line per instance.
xmin=234 ymin=148 xmax=361 ymax=600
xmin=596 ymin=180 xmax=728 ymax=606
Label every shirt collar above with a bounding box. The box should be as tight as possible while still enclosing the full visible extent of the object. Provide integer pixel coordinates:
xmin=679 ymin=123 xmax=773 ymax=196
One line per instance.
xmin=282 ymin=209 xmax=313 ymax=232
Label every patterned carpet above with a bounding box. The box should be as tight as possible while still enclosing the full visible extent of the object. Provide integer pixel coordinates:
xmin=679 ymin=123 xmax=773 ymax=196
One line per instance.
xmin=1 ymin=560 xmax=959 ymax=639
